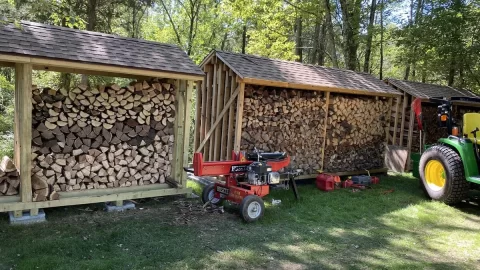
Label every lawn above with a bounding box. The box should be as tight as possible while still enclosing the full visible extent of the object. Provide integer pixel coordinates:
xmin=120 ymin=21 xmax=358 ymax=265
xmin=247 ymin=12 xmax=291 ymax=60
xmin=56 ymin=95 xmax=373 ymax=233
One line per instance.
xmin=0 ymin=173 xmax=479 ymax=270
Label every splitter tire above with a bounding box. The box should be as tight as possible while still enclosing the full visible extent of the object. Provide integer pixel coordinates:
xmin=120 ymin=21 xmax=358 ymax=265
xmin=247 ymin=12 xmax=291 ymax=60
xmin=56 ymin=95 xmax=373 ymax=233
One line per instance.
xmin=419 ymin=145 xmax=469 ymax=204
xmin=239 ymin=195 xmax=265 ymax=223
xmin=201 ymin=184 xmax=223 ymax=205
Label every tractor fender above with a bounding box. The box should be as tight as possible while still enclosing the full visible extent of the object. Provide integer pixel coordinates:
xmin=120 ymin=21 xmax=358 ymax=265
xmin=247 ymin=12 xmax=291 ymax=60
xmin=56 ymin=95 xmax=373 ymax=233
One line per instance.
xmin=437 ymin=137 xmax=479 ymax=178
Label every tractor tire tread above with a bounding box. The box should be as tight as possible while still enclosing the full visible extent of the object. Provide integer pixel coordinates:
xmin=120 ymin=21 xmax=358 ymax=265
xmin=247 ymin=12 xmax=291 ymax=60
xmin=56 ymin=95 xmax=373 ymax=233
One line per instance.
xmin=421 ymin=145 xmax=469 ymax=204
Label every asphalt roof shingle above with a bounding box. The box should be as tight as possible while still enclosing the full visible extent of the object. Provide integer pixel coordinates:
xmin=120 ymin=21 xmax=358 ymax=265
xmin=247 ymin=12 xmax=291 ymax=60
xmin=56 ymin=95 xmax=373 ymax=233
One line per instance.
xmin=205 ymin=50 xmax=400 ymax=96
xmin=386 ymin=78 xmax=478 ymax=98
xmin=0 ymin=21 xmax=204 ymax=77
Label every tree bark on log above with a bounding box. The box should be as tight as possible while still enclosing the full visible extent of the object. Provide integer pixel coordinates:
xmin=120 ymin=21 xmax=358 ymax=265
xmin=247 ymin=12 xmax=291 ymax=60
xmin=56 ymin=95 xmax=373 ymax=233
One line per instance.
xmin=26 ymin=79 xmax=176 ymax=200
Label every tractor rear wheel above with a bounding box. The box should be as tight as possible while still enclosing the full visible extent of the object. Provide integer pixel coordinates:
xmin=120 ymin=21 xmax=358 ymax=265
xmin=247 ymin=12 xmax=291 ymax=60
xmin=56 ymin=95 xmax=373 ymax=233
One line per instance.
xmin=239 ymin=195 xmax=265 ymax=223
xmin=419 ymin=145 xmax=469 ymax=204
xmin=201 ymin=184 xmax=223 ymax=205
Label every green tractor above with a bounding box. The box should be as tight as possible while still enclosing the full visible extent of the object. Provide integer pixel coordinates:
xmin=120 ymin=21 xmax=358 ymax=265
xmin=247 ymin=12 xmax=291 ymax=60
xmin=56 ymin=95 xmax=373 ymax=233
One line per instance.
xmin=417 ymin=97 xmax=480 ymax=204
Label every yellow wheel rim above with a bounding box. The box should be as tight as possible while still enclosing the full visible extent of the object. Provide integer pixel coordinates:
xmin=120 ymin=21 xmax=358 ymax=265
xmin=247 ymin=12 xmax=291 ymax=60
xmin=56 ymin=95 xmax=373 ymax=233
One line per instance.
xmin=425 ymin=160 xmax=446 ymax=191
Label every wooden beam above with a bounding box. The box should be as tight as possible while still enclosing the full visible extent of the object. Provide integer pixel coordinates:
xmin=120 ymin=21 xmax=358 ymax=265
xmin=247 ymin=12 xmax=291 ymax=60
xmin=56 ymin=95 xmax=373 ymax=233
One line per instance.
xmin=0 ymin=186 xmax=191 ymax=213
xmin=0 ymin=54 xmax=204 ymax=81
xmin=320 ymin=92 xmax=331 ymax=171
xmin=15 ymin=63 xmax=33 ymax=203
xmin=392 ymin=96 xmax=401 ymax=145
xmin=0 ymin=61 xmax=14 ymax=68
xmin=172 ymin=80 xmax=186 ymax=185
xmin=194 ymin=81 xmax=202 ymax=151
xmin=213 ymin=64 xmax=226 ymax=161
xmin=226 ymin=70 xmax=237 ymax=159
xmin=220 ymin=68 xmax=231 ymax=160
xmin=385 ymin=97 xmax=393 ymax=144
xmin=234 ymin=81 xmax=246 ymax=152
xmin=181 ymin=80 xmax=193 ymax=186
xmin=209 ymin=62 xmax=218 ymax=160
xmin=399 ymin=92 xmax=408 ymax=146
xmin=241 ymin=77 xmax=401 ymax=98
xmin=406 ymin=96 xmax=415 ymax=171
xmin=196 ymin=86 xmax=241 ymax=152
xmin=204 ymin=65 xmax=213 ymax=160
xmin=199 ymin=69 xmax=208 ymax=150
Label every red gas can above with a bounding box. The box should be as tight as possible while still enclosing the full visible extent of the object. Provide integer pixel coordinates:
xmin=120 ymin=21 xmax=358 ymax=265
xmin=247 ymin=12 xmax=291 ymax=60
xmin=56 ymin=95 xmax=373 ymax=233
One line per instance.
xmin=316 ymin=173 xmax=339 ymax=192
xmin=341 ymin=179 xmax=353 ymax=188
xmin=371 ymin=176 xmax=380 ymax=184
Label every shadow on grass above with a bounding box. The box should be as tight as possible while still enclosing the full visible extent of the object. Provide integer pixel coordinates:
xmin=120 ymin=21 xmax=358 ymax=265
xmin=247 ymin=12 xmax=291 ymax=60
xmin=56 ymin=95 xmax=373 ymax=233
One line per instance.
xmin=0 ymin=173 xmax=479 ymax=270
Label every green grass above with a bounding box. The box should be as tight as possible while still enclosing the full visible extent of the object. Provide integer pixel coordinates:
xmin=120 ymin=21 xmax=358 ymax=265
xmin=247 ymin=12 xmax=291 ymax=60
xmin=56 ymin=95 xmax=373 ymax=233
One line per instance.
xmin=0 ymin=174 xmax=480 ymax=270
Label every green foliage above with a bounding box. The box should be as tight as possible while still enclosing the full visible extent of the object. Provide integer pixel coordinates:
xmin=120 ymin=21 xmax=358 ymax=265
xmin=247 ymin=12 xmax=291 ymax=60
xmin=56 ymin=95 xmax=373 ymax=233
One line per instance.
xmin=0 ymin=133 xmax=14 ymax=158
xmin=0 ymin=68 xmax=14 ymax=134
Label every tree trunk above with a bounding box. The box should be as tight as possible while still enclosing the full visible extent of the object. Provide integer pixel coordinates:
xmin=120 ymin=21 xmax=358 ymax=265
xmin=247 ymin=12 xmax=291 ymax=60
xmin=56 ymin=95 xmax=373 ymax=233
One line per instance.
xmin=447 ymin=54 xmax=456 ymax=86
xmin=379 ymin=0 xmax=384 ymax=79
xmin=310 ymin=19 xmax=321 ymax=64
xmin=404 ymin=66 xmax=410 ymax=80
xmin=324 ymin=0 xmax=338 ymax=67
xmin=221 ymin=32 xmax=228 ymax=50
xmin=295 ymin=16 xmax=303 ymax=62
xmin=339 ymin=0 xmax=361 ymax=70
xmin=363 ymin=0 xmax=377 ymax=73
xmin=318 ymin=23 xmax=327 ymax=66
xmin=82 ymin=0 xmax=98 ymax=86
xmin=242 ymin=25 xmax=247 ymax=54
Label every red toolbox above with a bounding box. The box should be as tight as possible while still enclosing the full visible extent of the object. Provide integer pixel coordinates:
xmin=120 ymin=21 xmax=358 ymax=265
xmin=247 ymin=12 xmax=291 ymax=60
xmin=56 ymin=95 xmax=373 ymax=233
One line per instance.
xmin=316 ymin=173 xmax=340 ymax=191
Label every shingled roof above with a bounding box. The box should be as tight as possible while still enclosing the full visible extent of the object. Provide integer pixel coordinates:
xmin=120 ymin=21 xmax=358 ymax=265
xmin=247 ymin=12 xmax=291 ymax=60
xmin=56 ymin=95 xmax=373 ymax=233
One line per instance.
xmin=386 ymin=78 xmax=477 ymax=99
xmin=201 ymin=50 xmax=401 ymax=96
xmin=0 ymin=21 xmax=204 ymax=78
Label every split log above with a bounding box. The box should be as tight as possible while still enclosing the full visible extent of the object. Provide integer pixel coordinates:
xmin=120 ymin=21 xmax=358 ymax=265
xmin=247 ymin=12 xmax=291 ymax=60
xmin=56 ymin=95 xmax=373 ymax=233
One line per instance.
xmin=30 ymin=79 xmax=177 ymax=199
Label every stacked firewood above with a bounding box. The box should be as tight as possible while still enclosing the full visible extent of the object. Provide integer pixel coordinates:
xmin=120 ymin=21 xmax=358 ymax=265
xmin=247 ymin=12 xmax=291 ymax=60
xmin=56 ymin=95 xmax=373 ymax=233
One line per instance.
xmin=0 ymin=156 xmax=19 ymax=196
xmin=29 ymin=79 xmax=175 ymax=201
xmin=323 ymin=95 xmax=389 ymax=171
xmin=241 ymin=85 xmax=327 ymax=174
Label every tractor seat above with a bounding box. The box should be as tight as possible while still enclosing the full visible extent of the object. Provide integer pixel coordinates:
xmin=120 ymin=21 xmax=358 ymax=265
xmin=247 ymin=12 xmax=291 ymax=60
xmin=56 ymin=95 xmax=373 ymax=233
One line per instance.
xmin=463 ymin=113 xmax=480 ymax=142
xmin=246 ymin=152 xmax=287 ymax=161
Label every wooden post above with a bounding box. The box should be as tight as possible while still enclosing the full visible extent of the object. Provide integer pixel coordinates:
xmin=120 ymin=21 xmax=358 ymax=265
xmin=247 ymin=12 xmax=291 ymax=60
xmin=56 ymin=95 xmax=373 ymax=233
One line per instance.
xmin=172 ymin=80 xmax=186 ymax=185
xmin=14 ymin=63 xmax=33 ymax=208
xmin=385 ymin=97 xmax=393 ymax=144
xmin=226 ymin=71 xmax=237 ymax=158
xmin=199 ymin=68 xmax=207 ymax=150
xmin=204 ymin=65 xmax=213 ymax=160
xmin=233 ymin=80 xmax=245 ymax=152
xmin=399 ymin=92 xmax=408 ymax=146
xmin=181 ymin=81 xmax=193 ymax=186
xmin=213 ymin=64 xmax=225 ymax=161
xmin=209 ymin=61 xmax=218 ymax=160
xmin=406 ymin=96 xmax=415 ymax=171
xmin=194 ymin=81 xmax=202 ymax=151
xmin=320 ymin=92 xmax=330 ymax=171
xmin=195 ymin=86 xmax=240 ymax=152
xmin=220 ymin=68 xmax=231 ymax=160
xmin=392 ymin=96 xmax=401 ymax=145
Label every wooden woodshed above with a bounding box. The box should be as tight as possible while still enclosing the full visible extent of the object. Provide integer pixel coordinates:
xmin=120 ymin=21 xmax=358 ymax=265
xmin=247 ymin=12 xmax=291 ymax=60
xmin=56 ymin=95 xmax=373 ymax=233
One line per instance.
xmin=385 ymin=78 xmax=479 ymax=171
xmin=0 ymin=21 xmax=204 ymax=217
xmin=194 ymin=50 xmax=402 ymax=178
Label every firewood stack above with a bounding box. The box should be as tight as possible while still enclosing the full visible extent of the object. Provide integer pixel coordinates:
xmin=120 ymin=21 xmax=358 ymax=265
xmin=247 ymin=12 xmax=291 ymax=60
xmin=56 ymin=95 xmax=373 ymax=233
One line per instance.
xmin=323 ymin=95 xmax=389 ymax=171
xmin=241 ymin=85 xmax=327 ymax=174
xmin=29 ymin=79 xmax=176 ymax=201
xmin=0 ymin=156 xmax=20 ymax=196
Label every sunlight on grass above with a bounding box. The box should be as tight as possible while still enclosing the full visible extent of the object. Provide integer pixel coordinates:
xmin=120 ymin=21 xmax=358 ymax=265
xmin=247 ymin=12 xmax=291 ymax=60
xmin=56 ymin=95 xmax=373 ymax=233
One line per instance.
xmin=0 ymin=174 xmax=479 ymax=269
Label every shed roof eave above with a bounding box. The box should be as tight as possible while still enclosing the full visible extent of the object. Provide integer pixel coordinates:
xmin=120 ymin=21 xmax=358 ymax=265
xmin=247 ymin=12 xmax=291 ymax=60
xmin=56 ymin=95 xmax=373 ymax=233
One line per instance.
xmin=241 ymin=77 xmax=402 ymax=98
xmin=199 ymin=50 xmax=246 ymax=79
xmin=0 ymin=53 xmax=204 ymax=81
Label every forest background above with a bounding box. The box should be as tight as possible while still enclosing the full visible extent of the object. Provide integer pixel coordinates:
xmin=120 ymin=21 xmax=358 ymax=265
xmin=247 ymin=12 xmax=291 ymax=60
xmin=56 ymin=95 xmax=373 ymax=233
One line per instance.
xmin=0 ymin=0 xmax=479 ymax=158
